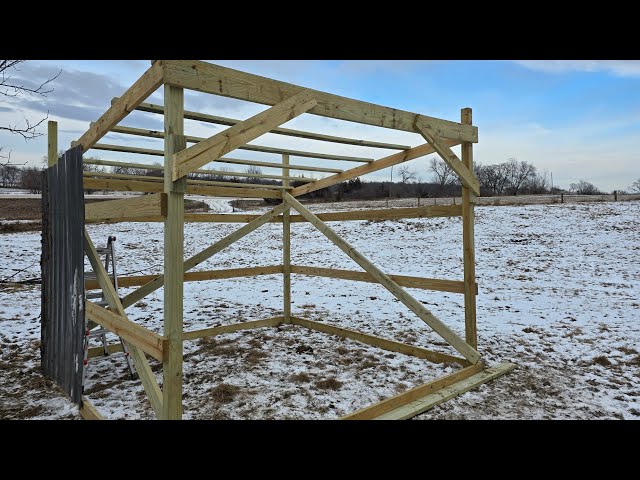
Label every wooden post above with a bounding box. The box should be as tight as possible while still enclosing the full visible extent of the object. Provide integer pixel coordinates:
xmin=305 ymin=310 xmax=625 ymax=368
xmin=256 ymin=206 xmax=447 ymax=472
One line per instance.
xmin=48 ymin=121 xmax=58 ymax=167
xmin=163 ymin=84 xmax=186 ymax=420
xmin=614 ymin=190 xmax=618 ymax=201
xmin=282 ymin=154 xmax=291 ymax=322
xmin=461 ymin=108 xmax=477 ymax=349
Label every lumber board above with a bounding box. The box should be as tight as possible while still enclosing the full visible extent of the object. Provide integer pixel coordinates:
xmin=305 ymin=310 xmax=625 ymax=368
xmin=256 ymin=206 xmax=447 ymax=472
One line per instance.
xmin=84 ymin=193 xmax=166 ymax=223
xmin=291 ymin=317 xmax=466 ymax=365
xmin=84 ymin=229 xmax=163 ymax=417
xmin=414 ymin=117 xmax=480 ymax=195
xmin=85 ymin=266 xmax=284 ymax=290
xmin=173 ymin=90 xmax=318 ymax=180
xmin=375 ymin=362 xmax=516 ymax=420
xmin=83 ymin=177 xmax=282 ymax=198
xmin=283 ymin=154 xmax=291 ymax=322
xmin=75 ymin=61 xmax=163 ymax=151
xmin=87 ymin=343 xmax=123 ymax=358
xmin=342 ymin=363 xmax=484 ymax=420
xmin=48 ymin=121 xmax=58 ymax=167
xmin=290 ymin=265 xmax=472 ymax=294
xmin=122 ymin=100 xmax=413 ymax=150
xmin=162 ymin=60 xmax=478 ymax=142
xmin=183 ymin=317 xmax=284 ymax=341
xmin=84 ymin=152 xmax=342 ymax=174
xmin=111 ymin=125 xmax=373 ymax=162
xmin=283 ymin=192 xmax=481 ymax=365
xmin=289 ymin=140 xmax=461 ymax=197
xmin=162 ymin=84 xmax=185 ymax=420
xmin=121 ymin=203 xmax=288 ymax=308
xmin=461 ymin=108 xmax=477 ymax=349
xmin=80 ymin=397 xmax=104 ymax=420
xmin=85 ymin=301 xmax=166 ymax=362
xmin=84 ymin=171 xmax=289 ymax=190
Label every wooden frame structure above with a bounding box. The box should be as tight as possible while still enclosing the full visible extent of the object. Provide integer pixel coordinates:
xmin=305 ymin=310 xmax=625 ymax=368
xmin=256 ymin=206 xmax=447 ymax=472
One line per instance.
xmin=51 ymin=60 xmax=514 ymax=420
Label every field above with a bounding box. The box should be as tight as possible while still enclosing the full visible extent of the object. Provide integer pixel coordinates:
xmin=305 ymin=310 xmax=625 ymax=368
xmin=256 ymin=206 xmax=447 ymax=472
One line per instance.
xmin=1 ymin=198 xmax=639 ymax=419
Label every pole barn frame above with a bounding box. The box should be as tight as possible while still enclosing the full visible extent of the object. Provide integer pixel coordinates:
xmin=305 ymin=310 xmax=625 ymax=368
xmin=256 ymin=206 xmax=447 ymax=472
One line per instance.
xmin=50 ymin=60 xmax=514 ymax=420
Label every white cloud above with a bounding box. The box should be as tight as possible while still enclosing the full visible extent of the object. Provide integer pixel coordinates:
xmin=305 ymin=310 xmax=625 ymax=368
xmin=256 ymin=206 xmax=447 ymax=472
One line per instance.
xmin=514 ymin=60 xmax=640 ymax=78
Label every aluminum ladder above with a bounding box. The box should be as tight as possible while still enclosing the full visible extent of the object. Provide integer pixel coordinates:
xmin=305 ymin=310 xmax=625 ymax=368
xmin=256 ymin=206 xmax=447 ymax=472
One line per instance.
xmin=82 ymin=235 xmax=136 ymax=391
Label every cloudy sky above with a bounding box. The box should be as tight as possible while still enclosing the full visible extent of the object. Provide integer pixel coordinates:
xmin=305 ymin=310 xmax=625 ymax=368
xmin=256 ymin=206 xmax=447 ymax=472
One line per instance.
xmin=1 ymin=59 xmax=639 ymax=191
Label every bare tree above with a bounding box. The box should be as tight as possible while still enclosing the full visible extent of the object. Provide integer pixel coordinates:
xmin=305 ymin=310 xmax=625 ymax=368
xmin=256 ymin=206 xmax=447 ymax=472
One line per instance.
xmin=397 ymin=165 xmax=417 ymax=184
xmin=570 ymin=180 xmax=602 ymax=195
xmin=631 ymin=178 xmax=640 ymax=193
xmin=246 ymin=165 xmax=263 ymax=176
xmin=429 ymin=158 xmax=455 ymax=188
xmin=1 ymin=60 xmax=61 ymax=165
xmin=505 ymin=158 xmax=536 ymax=195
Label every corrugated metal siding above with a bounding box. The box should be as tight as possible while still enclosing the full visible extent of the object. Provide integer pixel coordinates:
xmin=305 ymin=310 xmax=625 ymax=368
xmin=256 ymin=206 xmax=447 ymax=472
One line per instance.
xmin=40 ymin=146 xmax=85 ymax=404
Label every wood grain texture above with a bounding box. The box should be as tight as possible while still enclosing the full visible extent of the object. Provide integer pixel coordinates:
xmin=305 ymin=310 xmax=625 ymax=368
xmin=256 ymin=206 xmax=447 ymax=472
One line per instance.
xmin=342 ymin=363 xmax=484 ymax=420
xmin=75 ymin=62 xmax=163 ymax=151
xmin=80 ymin=397 xmax=104 ymax=420
xmin=173 ymin=90 xmax=317 ymax=179
xmin=85 ymin=301 xmax=166 ymax=362
xmin=84 ymin=193 xmax=166 ymax=223
xmin=47 ymin=121 xmax=58 ymax=167
xmin=291 ymin=317 xmax=466 ymax=365
xmin=282 ymin=154 xmax=291 ymax=322
xmin=461 ymin=108 xmax=478 ymax=349
xmin=374 ymin=363 xmax=516 ymax=420
xmin=162 ymin=60 xmax=477 ymax=141
xmin=125 ymin=100 xmax=413 ymax=150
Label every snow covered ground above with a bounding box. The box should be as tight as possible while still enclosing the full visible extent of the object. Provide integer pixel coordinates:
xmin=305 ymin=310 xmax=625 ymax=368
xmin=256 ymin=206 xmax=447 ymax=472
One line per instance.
xmin=1 ymin=200 xmax=638 ymax=419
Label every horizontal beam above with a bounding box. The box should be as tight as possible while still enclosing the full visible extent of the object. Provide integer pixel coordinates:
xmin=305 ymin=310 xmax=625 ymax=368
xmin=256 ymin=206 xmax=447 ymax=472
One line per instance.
xmin=87 ymin=343 xmax=123 ymax=358
xmin=291 ymin=317 xmax=466 ymax=365
xmin=290 ymin=265 xmax=474 ymax=294
xmin=111 ymin=125 xmax=374 ymax=163
xmin=75 ymin=62 xmax=163 ymax=152
xmin=140 ymin=205 xmax=462 ymax=224
xmin=84 ymin=171 xmax=290 ymax=190
xmin=85 ymin=265 xmax=284 ymax=290
xmin=83 ymin=177 xmax=282 ymax=199
xmin=173 ymin=90 xmax=318 ymax=179
xmin=162 ymin=60 xmax=478 ymax=142
xmin=342 ymin=362 xmax=484 ymax=420
xmin=120 ymin=100 xmax=413 ymax=150
xmin=89 ymin=144 xmax=342 ymax=174
xmin=85 ymin=192 xmax=167 ymax=223
xmin=183 ymin=316 xmax=284 ymax=341
xmin=83 ymin=158 xmax=314 ymax=182
xmin=375 ymin=362 xmax=517 ymax=420
xmin=290 ymin=140 xmax=461 ymax=197
xmin=85 ymin=301 xmax=166 ymax=362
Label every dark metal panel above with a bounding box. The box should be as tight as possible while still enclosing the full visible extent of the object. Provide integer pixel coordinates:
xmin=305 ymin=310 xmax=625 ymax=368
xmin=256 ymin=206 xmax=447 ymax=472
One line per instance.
xmin=40 ymin=146 xmax=85 ymax=404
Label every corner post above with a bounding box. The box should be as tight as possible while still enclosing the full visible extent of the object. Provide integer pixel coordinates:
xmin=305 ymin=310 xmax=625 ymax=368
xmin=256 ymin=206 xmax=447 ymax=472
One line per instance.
xmin=162 ymin=84 xmax=186 ymax=419
xmin=461 ymin=108 xmax=477 ymax=349
xmin=282 ymin=154 xmax=291 ymax=322
xmin=48 ymin=121 xmax=58 ymax=167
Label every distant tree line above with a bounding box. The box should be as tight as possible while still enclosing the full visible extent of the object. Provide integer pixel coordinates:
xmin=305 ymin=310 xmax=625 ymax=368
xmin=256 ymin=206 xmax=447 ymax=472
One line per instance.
xmin=3 ymin=155 xmax=635 ymax=199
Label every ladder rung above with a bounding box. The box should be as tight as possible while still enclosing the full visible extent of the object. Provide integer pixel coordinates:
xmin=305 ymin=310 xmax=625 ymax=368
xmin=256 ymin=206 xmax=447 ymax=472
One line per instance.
xmin=95 ymin=247 xmax=112 ymax=254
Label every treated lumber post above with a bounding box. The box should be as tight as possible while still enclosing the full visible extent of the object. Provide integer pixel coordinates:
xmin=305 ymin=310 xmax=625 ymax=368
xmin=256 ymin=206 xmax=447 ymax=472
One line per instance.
xmin=282 ymin=192 xmax=481 ymax=365
xmin=47 ymin=121 xmax=58 ymax=167
xmin=163 ymin=84 xmax=185 ymax=420
xmin=461 ymin=108 xmax=477 ymax=349
xmin=282 ymin=154 xmax=291 ymax=322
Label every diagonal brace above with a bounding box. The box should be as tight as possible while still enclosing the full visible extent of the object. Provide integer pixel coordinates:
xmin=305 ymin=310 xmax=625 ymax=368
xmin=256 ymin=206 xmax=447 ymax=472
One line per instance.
xmin=414 ymin=116 xmax=480 ymax=196
xmin=84 ymin=229 xmax=163 ymax=417
xmin=282 ymin=192 xmax=481 ymax=364
xmin=172 ymin=90 xmax=318 ymax=180
xmin=122 ymin=203 xmax=288 ymax=308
